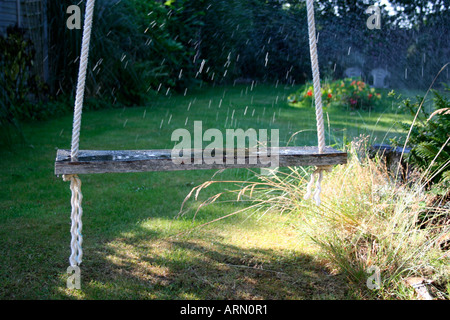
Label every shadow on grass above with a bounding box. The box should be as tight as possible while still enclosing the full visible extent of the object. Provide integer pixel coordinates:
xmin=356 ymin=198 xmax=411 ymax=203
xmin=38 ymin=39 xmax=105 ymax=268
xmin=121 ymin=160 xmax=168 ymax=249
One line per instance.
xmin=76 ymin=236 xmax=348 ymax=300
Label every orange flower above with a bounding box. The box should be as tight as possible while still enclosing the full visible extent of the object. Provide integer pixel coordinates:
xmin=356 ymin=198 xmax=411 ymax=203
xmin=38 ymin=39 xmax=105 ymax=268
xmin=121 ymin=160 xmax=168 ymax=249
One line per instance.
xmin=307 ymin=90 xmax=313 ymax=97
xmin=368 ymin=93 xmax=373 ymax=99
xmin=328 ymin=93 xmax=332 ymax=99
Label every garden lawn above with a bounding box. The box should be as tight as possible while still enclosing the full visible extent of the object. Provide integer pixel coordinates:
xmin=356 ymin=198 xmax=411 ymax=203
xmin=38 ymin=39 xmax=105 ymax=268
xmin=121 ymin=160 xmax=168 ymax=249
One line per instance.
xmin=0 ymin=84 xmax=414 ymax=299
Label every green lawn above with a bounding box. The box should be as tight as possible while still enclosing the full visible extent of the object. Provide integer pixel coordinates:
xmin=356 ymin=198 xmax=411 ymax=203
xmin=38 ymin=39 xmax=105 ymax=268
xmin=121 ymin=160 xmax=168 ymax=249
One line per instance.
xmin=0 ymin=84 xmax=415 ymax=299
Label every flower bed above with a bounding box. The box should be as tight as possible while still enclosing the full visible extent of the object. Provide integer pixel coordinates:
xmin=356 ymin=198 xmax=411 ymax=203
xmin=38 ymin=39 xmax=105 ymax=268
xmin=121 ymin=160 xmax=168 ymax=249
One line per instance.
xmin=288 ymin=78 xmax=383 ymax=110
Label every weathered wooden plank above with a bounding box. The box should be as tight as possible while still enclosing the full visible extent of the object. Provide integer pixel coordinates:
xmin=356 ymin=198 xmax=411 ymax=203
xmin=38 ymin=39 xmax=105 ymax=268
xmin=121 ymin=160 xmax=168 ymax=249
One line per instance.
xmin=55 ymin=147 xmax=347 ymax=175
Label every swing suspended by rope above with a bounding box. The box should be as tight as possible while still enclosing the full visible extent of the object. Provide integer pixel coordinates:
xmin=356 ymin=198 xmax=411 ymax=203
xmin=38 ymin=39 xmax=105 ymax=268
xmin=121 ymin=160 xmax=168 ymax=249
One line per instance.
xmin=56 ymin=0 xmax=347 ymax=268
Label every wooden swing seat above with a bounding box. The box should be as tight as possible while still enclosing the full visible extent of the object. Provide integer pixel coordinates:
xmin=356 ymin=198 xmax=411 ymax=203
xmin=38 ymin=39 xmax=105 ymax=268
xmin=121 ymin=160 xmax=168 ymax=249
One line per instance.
xmin=54 ymin=146 xmax=347 ymax=175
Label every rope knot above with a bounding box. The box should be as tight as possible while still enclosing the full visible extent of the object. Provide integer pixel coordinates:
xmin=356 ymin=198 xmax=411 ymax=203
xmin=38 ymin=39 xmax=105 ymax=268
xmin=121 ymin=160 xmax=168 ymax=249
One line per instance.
xmin=303 ymin=165 xmax=333 ymax=206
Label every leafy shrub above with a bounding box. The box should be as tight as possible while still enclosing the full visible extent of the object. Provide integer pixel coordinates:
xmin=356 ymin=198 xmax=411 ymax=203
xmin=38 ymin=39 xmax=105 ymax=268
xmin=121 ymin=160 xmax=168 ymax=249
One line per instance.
xmin=400 ymin=87 xmax=450 ymax=186
xmin=288 ymin=78 xmax=383 ymax=110
xmin=0 ymin=26 xmax=47 ymax=119
xmin=0 ymin=26 xmax=50 ymax=145
xmin=47 ymin=0 xmax=203 ymax=106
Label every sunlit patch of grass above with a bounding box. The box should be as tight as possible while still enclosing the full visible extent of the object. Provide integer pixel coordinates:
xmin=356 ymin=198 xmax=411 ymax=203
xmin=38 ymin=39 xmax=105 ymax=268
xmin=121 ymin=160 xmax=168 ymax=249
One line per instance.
xmin=73 ymin=220 xmax=349 ymax=299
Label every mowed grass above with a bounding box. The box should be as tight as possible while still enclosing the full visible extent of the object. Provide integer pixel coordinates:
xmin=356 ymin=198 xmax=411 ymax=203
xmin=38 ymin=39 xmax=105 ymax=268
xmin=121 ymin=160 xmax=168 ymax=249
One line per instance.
xmin=0 ymin=84 xmax=413 ymax=299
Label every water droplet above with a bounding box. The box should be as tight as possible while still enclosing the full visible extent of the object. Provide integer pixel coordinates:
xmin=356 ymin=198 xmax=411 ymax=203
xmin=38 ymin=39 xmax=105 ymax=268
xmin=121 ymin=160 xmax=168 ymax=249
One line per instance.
xmin=199 ymin=60 xmax=206 ymax=73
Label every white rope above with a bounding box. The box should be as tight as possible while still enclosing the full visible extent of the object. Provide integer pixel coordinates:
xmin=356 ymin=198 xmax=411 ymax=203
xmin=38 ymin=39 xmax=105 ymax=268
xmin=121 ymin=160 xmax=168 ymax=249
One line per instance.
xmin=304 ymin=0 xmax=328 ymax=205
xmin=71 ymin=0 xmax=96 ymax=161
xmin=64 ymin=0 xmax=96 ymax=268
xmin=303 ymin=165 xmax=333 ymax=206
xmin=63 ymin=175 xmax=84 ymax=267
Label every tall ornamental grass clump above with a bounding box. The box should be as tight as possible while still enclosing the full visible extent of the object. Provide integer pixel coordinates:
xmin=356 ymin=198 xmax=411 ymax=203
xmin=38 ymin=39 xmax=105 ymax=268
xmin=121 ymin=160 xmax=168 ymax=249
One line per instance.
xmin=181 ymin=141 xmax=449 ymax=299
xmin=300 ymin=145 xmax=449 ymax=299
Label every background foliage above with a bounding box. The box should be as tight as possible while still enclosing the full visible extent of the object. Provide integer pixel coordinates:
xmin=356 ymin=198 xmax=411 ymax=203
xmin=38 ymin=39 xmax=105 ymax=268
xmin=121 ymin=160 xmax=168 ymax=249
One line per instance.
xmin=1 ymin=0 xmax=449 ymax=131
xmin=401 ymin=86 xmax=450 ymax=186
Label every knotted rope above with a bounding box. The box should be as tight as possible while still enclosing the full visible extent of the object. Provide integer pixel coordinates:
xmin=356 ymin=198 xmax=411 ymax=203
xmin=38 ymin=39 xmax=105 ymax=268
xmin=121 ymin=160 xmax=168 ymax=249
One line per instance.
xmin=65 ymin=0 xmax=96 ymax=268
xmin=63 ymin=175 xmax=84 ymax=266
xmin=303 ymin=165 xmax=333 ymax=206
xmin=304 ymin=0 xmax=329 ymax=205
